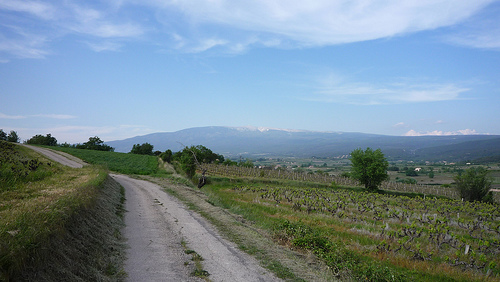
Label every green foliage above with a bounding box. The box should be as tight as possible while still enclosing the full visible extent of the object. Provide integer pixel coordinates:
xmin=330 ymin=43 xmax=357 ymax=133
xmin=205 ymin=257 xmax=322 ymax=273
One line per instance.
xmin=0 ymin=141 xmax=57 ymax=190
xmin=159 ymin=149 xmax=173 ymax=163
xmin=240 ymin=158 xmax=254 ymax=168
xmin=275 ymin=220 xmax=405 ymax=281
xmin=26 ymin=134 xmax=58 ymax=146
xmin=406 ymin=169 xmax=418 ymax=177
xmin=130 ymin=143 xmax=154 ymax=155
xmin=75 ymin=136 xmax=114 ymax=151
xmin=7 ymin=131 xmax=19 ymax=143
xmin=350 ymin=147 xmax=389 ymax=192
xmin=172 ymin=145 xmax=224 ymax=178
xmin=0 ymin=129 xmax=7 ymax=141
xmin=222 ymin=159 xmax=238 ymax=166
xmin=454 ymin=166 xmax=493 ymax=202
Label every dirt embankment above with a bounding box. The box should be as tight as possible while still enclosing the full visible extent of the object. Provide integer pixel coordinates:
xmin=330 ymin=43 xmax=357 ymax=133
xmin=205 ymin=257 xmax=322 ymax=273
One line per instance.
xmin=16 ymin=176 xmax=126 ymax=281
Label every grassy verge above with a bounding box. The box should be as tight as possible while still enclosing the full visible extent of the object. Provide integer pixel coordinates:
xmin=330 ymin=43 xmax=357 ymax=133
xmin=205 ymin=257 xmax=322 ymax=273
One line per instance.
xmin=0 ymin=142 xmax=126 ymax=281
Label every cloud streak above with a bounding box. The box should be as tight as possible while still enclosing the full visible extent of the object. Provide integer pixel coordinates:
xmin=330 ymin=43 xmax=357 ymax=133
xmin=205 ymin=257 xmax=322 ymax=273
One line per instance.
xmin=308 ymin=75 xmax=470 ymax=105
xmin=0 ymin=113 xmax=76 ymax=120
xmin=404 ymin=129 xmax=486 ymax=136
xmin=153 ymin=0 xmax=496 ymax=51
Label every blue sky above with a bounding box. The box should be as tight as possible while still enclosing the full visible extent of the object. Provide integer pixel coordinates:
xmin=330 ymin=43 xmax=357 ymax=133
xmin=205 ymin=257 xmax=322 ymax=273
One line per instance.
xmin=1 ymin=0 xmax=499 ymax=144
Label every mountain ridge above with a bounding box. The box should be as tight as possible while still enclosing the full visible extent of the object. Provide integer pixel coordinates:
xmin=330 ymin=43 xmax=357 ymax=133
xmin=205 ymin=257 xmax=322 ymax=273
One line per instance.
xmin=106 ymin=126 xmax=500 ymax=162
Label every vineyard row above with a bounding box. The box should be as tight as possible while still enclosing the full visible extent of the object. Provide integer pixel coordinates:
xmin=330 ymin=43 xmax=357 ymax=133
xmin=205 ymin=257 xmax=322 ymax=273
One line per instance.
xmin=204 ymin=163 xmax=499 ymax=201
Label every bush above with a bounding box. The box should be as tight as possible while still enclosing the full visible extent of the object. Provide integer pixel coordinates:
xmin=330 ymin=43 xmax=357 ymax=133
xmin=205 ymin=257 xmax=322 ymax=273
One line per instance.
xmin=26 ymin=134 xmax=58 ymax=146
xmin=454 ymin=167 xmax=493 ymax=202
xmin=130 ymin=143 xmax=154 ymax=155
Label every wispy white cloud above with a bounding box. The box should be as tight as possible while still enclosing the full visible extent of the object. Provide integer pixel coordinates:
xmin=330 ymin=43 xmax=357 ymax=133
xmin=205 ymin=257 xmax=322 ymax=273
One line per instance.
xmin=33 ymin=114 xmax=77 ymax=119
xmin=152 ymin=0 xmax=496 ymax=50
xmin=0 ymin=0 xmax=56 ymax=20
xmin=443 ymin=3 xmax=500 ymax=50
xmin=0 ymin=113 xmax=26 ymax=119
xmin=0 ymin=0 xmax=144 ymax=58
xmin=188 ymin=38 xmax=229 ymax=53
xmin=393 ymin=122 xmax=408 ymax=128
xmin=446 ymin=27 xmax=500 ymax=50
xmin=404 ymin=129 xmax=487 ymax=136
xmin=307 ymin=74 xmax=470 ymax=105
xmin=0 ymin=112 xmax=76 ymax=120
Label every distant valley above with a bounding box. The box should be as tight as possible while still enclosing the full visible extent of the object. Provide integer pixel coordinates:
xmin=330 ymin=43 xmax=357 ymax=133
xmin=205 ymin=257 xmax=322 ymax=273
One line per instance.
xmin=107 ymin=126 xmax=500 ymax=162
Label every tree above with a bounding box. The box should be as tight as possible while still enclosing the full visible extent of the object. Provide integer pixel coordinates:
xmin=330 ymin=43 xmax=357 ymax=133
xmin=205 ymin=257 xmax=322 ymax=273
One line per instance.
xmin=350 ymin=147 xmax=389 ymax=192
xmin=130 ymin=143 xmax=154 ymax=155
xmin=7 ymin=131 xmax=19 ymax=143
xmin=0 ymin=129 xmax=7 ymax=141
xmin=172 ymin=145 xmax=224 ymax=180
xmin=454 ymin=167 xmax=493 ymax=203
xmin=27 ymin=134 xmax=57 ymax=146
xmin=76 ymin=136 xmax=114 ymax=151
xmin=160 ymin=149 xmax=173 ymax=163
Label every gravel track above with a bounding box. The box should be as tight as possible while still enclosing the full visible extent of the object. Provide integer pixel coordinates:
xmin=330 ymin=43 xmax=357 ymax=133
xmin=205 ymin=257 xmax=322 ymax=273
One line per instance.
xmin=24 ymin=145 xmax=281 ymax=281
xmin=112 ymin=174 xmax=280 ymax=282
xmin=22 ymin=144 xmax=85 ymax=168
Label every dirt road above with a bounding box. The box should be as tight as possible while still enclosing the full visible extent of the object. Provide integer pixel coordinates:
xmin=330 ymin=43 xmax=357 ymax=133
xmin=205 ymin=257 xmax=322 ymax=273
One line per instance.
xmin=22 ymin=144 xmax=85 ymax=168
xmin=112 ymin=174 xmax=280 ymax=282
xmin=25 ymin=145 xmax=281 ymax=281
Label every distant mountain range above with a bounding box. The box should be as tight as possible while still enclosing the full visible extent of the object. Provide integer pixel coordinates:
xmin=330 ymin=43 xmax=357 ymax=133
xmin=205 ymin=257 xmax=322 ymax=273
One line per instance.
xmin=106 ymin=126 xmax=500 ymax=162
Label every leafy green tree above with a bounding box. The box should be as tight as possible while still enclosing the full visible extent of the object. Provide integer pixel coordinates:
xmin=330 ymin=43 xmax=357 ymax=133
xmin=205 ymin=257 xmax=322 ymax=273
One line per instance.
xmin=77 ymin=136 xmax=114 ymax=151
xmin=428 ymin=171 xmax=435 ymax=179
xmin=172 ymin=145 xmax=224 ymax=178
xmin=7 ymin=131 xmax=19 ymax=143
xmin=406 ymin=170 xmax=418 ymax=177
xmin=222 ymin=159 xmax=237 ymax=166
xmin=0 ymin=129 xmax=7 ymax=141
xmin=454 ymin=167 xmax=493 ymax=202
xmin=130 ymin=143 xmax=154 ymax=155
xmin=240 ymin=158 xmax=254 ymax=168
xmin=27 ymin=134 xmax=58 ymax=146
xmin=160 ymin=149 xmax=173 ymax=163
xmin=350 ymin=147 xmax=389 ymax=192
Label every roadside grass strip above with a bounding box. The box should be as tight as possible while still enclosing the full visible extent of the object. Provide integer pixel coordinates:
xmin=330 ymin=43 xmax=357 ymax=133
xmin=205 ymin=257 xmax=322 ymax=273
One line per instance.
xmin=0 ymin=142 xmax=126 ymax=281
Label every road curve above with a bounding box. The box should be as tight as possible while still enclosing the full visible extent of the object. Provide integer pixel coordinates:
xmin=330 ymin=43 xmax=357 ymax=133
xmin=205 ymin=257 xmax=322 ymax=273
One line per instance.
xmin=22 ymin=144 xmax=85 ymax=168
xmin=111 ymin=174 xmax=280 ymax=282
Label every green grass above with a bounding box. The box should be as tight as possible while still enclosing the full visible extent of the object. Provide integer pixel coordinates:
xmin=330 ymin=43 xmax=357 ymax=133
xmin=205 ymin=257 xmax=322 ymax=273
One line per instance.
xmin=0 ymin=142 xmax=114 ymax=280
xmin=50 ymin=146 xmax=159 ymax=175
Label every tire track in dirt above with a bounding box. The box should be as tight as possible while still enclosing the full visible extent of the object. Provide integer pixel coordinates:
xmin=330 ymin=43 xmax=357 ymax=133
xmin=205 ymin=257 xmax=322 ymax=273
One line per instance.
xmin=112 ymin=174 xmax=280 ymax=282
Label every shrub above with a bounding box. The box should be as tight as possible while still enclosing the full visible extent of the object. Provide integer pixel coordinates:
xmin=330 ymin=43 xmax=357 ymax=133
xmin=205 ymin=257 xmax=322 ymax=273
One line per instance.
xmin=454 ymin=167 xmax=493 ymax=202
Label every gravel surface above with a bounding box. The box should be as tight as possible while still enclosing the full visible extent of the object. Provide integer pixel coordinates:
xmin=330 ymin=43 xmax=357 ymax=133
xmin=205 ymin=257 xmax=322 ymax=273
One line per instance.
xmin=112 ymin=174 xmax=281 ymax=282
